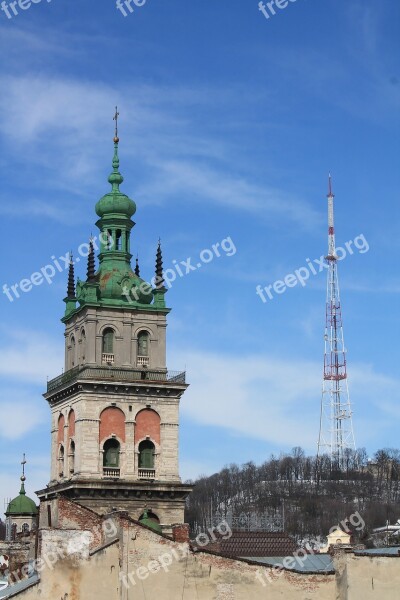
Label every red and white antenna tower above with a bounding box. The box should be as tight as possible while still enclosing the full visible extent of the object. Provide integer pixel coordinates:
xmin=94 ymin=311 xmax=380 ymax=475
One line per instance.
xmin=317 ymin=175 xmax=356 ymax=468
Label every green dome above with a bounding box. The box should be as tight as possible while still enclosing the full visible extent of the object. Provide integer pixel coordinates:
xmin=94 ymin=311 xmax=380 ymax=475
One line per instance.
xmin=6 ymin=484 xmax=37 ymax=516
xmin=139 ymin=510 xmax=162 ymax=534
xmin=95 ymin=190 xmax=136 ymax=219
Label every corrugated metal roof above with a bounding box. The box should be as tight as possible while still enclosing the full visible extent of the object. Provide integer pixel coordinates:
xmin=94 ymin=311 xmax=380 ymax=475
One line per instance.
xmin=241 ymin=554 xmax=335 ymax=573
xmin=354 ymin=547 xmax=400 ymax=557
xmin=0 ymin=575 xmax=39 ymax=598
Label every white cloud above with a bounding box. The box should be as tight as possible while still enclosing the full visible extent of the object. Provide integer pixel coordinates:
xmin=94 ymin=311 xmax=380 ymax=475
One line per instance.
xmin=0 ymin=398 xmax=46 ymax=441
xmin=172 ymin=349 xmax=400 ymax=452
xmin=0 ymin=75 xmax=320 ymax=228
xmin=0 ymin=327 xmax=63 ymax=384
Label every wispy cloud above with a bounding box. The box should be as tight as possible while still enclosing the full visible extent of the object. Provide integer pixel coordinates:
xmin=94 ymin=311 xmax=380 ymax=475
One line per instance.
xmin=0 ymin=74 xmax=320 ymax=228
xmin=0 ymin=396 xmax=46 ymax=441
xmin=0 ymin=327 xmax=63 ymax=383
xmin=173 ymin=349 xmax=400 ymax=452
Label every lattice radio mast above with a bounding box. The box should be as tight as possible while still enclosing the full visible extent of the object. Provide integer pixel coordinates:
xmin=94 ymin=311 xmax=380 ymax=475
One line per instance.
xmin=317 ymin=175 xmax=356 ymax=468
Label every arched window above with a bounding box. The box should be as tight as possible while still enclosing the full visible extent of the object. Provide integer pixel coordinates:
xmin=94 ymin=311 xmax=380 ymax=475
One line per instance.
xmin=70 ymin=335 xmax=76 ymax=368
xmin=102 ymin=328 xmax=115 ymax=364
xmin=68 ymin=410 xmax=75 ymax=475
xmin=21 ymin=523 xmax=29 ymax=534
xmin=138 ymin=440 xmax=155 ymax=469
xmin=59 ymin=445 xmax=65 ymax=477
xmin=106 ymin=229 xmax=113 ymax=250
xmin=137 ymin=331 xmax=149 ymax=357
xmin=103 ymin=439 xmax=120 ymax=476
xmin=116 ymin=229 xmax=122 ymax=251
xmin=80 ymin=329 xmax=86 ymax=363
xmin=69 ymin=440 xmax=75 ymax=474
xmin=138 ymin=510 xmax=160 ymax=524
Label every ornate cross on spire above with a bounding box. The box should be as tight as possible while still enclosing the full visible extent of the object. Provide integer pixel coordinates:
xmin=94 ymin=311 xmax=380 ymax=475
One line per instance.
xmin=113 ymin=106 xmax=120 ymax=142
xmin=20 ymin=454 xmax=27 ymax=492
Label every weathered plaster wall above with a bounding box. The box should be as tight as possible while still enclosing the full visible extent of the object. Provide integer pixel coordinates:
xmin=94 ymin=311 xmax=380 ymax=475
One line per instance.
xmin=335 ymin=551 xmax=400 ymax=599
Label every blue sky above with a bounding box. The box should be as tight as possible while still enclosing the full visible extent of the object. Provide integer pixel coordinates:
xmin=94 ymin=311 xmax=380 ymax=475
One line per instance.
xmin=0 ymin=0 xmax=399 ymax=512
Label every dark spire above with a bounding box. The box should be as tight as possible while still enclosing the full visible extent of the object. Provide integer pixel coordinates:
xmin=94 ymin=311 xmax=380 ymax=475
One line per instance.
xmin=87 ymin=239 xmax=96 ymax=282
xmin=20 ymin=453 xmax=26 ymax=495
xmin=108 ymin=106 xmax=124 ymax=193
xmin=135 ymin=255 xmax=140 ymax=277
xmin=67 ymin=253 xmax=76 ymax=298
xmin=155 ymin=239 xmax=164 ymax=288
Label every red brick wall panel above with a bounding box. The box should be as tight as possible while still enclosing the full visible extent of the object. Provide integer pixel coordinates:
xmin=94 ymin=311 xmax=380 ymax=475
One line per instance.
xmin=68 ymin=410 xmax=75 ymax=438
xmin=135 ymin=409 xmax=160 ymax=444
xmin=100 ymin=407 xmax=126 ymax=443
xmin=57 ymin=497 xmax=104 ymax=550
xmin=58 ymin=415 xmax=65 ymax=444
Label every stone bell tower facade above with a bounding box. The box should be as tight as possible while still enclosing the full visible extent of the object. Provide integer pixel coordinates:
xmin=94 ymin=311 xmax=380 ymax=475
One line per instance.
xmin=36 ymin=118 xmax=192 ymax=531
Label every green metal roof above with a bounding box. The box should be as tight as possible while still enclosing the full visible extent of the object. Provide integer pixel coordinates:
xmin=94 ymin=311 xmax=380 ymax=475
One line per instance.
xmin=6 ymin=483 xmax=37 ymax=516
xmin=139 ymin=510 xmax=162 ymax=535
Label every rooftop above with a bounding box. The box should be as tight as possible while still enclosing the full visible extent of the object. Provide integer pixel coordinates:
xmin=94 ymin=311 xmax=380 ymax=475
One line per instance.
xmin=243 ymin=554 xmax=335 ymax=574
xmin=203 ymin=531 xmax=297 ymax=558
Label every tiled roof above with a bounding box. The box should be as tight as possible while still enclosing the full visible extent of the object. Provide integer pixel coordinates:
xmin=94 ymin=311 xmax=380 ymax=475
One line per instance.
xmin=204 ymin=531 xmax=297 ymax=558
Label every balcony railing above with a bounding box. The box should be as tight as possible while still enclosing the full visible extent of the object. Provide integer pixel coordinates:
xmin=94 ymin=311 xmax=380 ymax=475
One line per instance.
xmin=138 ymin=468 xmax=156 ymax=480
xmin=137 ymin=356 xmax=150 ymax=367
xmin=103 ymin=468 xmax=120 ymax=478
xmin=102 ymin=353 xmax=115 ymax=365
xmin=47 ymin=365 xmax=186 ymax=393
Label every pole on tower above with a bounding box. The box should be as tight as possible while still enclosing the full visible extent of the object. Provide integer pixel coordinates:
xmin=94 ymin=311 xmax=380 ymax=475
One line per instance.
xmin=317 ymin=175 xmax=356 ymax=471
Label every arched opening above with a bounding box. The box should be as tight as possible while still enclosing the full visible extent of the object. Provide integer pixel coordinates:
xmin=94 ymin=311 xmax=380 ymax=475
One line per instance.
xmin=58 ymin=444 xmax=65 ymax=478
xmin=80 ymin=329 xmax=86 ymax=363
xmin=103 ymin=439 xmax=120 ymax=477
xmin=106 ymin=229 xmax=113 ymax=250
xmin=70 ymin=335 xmax=76 ymax=368
xmin=69 ymin=440 xmax=75 ymax=474
xmin=137 ymin=331 xmax=150 ymax=367
xmin=102 ymin=328 xmax=115 ymax=364
xmin=138 ymin=440 xmax=155 ymax=477
xmin=116 ymin=229 xmax=122 ymax=251
xmin=21 ymin=523 xmax=29 ymax=534
xmin=138 ymin=510 xmax=160 ymax=524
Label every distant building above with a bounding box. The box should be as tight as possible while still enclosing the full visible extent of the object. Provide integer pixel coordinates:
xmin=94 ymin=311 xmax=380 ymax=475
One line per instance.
xmin=319 ymin=526 xmax=353 ymax=553
xmin=5 ymin=468 xmax=37 ymax=542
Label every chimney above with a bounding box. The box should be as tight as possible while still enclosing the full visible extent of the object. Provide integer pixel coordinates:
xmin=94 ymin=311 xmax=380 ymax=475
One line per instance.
xmin=171 ymin=523 xmax=190 ymax=544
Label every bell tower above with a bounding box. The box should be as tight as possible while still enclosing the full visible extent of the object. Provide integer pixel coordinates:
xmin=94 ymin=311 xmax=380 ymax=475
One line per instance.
xmin=36 ymin=111 xmax=192 ymax=531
